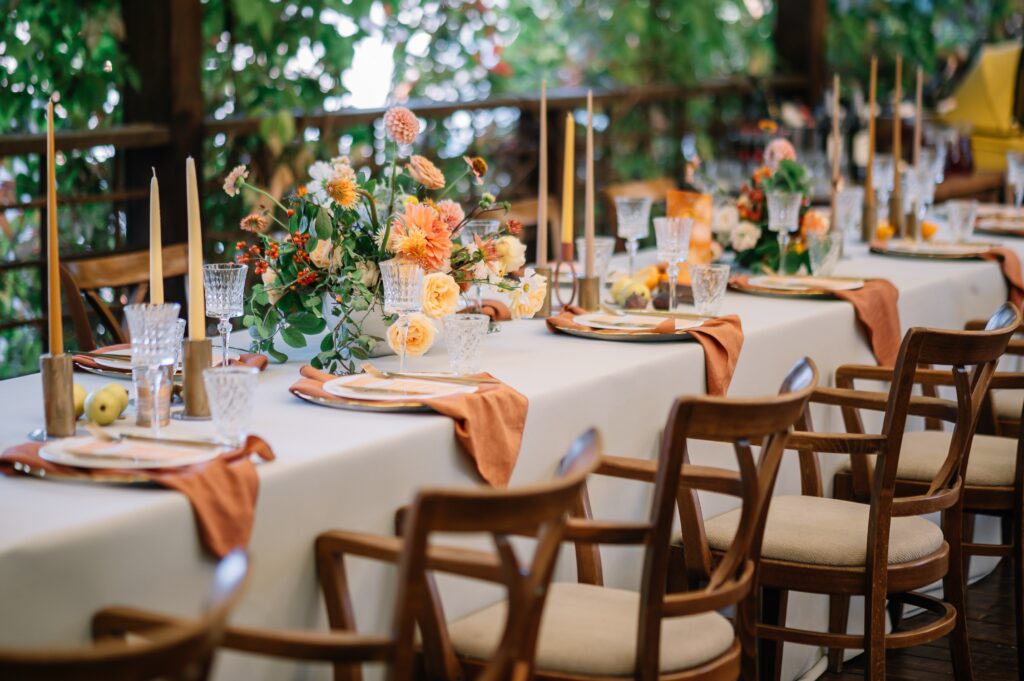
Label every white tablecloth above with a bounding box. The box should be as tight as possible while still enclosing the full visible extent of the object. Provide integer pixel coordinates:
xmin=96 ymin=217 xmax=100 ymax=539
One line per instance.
xmin=0 ymin=239 xmax=1018 ymax=681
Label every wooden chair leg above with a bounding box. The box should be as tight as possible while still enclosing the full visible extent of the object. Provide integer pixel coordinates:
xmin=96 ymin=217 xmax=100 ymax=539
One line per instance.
xmin=827 ymin=594 xmax=850 ymax=673
xmin=758 ymin=587 xmax=787 ymax=681
xmin=944 ymin=505 xmax=975 ymax=681
xmin=737 ymin=589 xmax=759 ymax=681
xmin=886 ymin=597 xmax=905 ymax=631
xmin=1014 ymin=506 xmax=1024 ymax=676
xmin=864 ymin=573 xmax=888 ymax=681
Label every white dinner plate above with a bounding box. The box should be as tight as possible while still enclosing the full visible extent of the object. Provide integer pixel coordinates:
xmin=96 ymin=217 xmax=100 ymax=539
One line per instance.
xmin=322 ymin=374 xmax=478 ymax=402
xmin=571 ymin=313 xmax=701 ymax=332
xmin=881 ymin=240 xmax=992 ymax=256
xmin=746 ymin=275 xmax=864 ymax=292
xmin=94 ymin=348 xmax=240 ymax=371
xmin=40 ymin=436 xmax=222 ymax=470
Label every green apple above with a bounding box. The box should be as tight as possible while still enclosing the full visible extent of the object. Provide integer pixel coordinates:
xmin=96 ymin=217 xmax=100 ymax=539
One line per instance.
xmin=84 ymin=390 xmax=120 ymax=426
xmin=73 ymin=383 xmax=87 ymax=419
xmin=99 ymin=383 xmax=130 ymax=416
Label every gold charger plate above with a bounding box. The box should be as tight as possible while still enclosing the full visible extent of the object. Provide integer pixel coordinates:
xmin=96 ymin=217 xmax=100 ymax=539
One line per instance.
xmin=976 ymin=225 xmax=1024 ymax=239
xmin=728 ymin=277 xmax=864 ymax=300
xmin=869 ymin=240 xmax=998 ymax=260
xmin=553 ymin=326 xmax=699 ymax=343
xmin=293 ymin=391 xmax=434 ymax=413
xmin=7 ymin=458 xmax=153 ymax=486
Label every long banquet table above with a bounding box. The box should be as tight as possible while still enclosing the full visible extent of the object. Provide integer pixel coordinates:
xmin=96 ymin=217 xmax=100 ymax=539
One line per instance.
xmin=0 ymin=239 xmax=1020 ymax=681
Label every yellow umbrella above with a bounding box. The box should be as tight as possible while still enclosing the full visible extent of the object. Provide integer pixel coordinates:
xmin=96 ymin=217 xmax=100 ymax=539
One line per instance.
xmin=945 ymin=41 xmax=1021 ymax=136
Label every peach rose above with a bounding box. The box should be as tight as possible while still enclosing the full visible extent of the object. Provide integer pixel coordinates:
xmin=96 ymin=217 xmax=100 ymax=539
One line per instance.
xmin=407 ymin=155 xmax=446 ymax=190
xmin=421 ymin=272 xmax=460 ymax=319
xmin=309 ymin=239 xmax=334 ymax=269
xmin=387 ymin=312 xmax=436 ymax=356
xmin=495 ymin=235 xmax=526 ymax=273
xmin=262 ymin=270 xmax=283 ymax=305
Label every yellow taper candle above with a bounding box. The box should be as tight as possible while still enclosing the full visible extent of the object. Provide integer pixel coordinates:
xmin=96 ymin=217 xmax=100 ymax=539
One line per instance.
xmin=186 ymin=157 xmax=205 ymax=340
xmin=537 ymin=80 xmax=548 ymax=267
xmin=46 ymin=98 xmax=62 ymax=353
xmin=149 ymin=169 xmax=164 ymax=304
xmin=560 ymin=112 xmax=575 ymax=251
xmin=584 ymin=90 xmax=595 ymax=278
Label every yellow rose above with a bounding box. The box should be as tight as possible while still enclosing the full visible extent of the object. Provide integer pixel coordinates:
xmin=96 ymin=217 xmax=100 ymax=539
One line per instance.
xmin=421 ymin=272 xmax=460 ymax=319
xmin=309 ymin=239 xmax=334 ymax=269
xmin=387 ymin=312 xmax=436 ymax=356
xmin=495 ymin=235 xmax=526 ymax=273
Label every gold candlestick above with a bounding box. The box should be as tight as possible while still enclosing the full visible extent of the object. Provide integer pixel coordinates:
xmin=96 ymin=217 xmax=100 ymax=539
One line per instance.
xmin=534 ymin=265 xmax=553 ymax=318
xmin=40 ymin=353 xmax=75 ymax=438
xmin=182 ymin=338 xmax=212 ymax=419
xmin=577 ymin=276 xmax=601 ymax=312
xmin=862 ymin=56 xmax=878 ymax=242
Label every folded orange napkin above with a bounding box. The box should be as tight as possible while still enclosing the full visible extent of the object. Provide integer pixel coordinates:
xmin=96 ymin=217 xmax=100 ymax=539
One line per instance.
xmin=731 ymin=276 xmax=901 ymax=366
xmin=458 ymin=299 xmax=512 ymax=322
xmin=545 ymin=306 xmax=743 ymax=395
xmin=981 ymin=248 xmax=1024 ymax=310
xmin=0 ymin=436 xmax=275 ymax=558
xmin=73 ymin=344 xmax=269 ymax=372
xmin=290 ymin=366 xmax=527 ymax=487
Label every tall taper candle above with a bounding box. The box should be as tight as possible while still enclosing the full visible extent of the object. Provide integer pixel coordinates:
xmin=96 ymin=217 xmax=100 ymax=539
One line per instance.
xmin=560 ymin=112 xmax=575 ymax=251
xmin=830 ymin=74 xmax=841 ymax=233
xmin=46 ymin=98 xmax=62 ymax=354
xmin=890 ymin=55 xmax=904 ymax=234
xmin=913 ymin=65 xmax=923 ymax=167
xmin=862 ymin=56 xmax=878 ymax=241
xmin=537 ymin=80 xmax=549 ymax=267
xmin=584 ymin=90 xmax=595 ymax=278
xmin=149 ymin=169 xmax=164 ymax=304
xmin=186 ymin=157 xmax=205 ymax=340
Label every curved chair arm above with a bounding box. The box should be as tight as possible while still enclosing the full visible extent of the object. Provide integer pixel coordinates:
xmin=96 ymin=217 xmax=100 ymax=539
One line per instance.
xmin=812 ymin=387 xmax=958 ymax=422
xmin=787 ymin=431 xmax=887 ymax=455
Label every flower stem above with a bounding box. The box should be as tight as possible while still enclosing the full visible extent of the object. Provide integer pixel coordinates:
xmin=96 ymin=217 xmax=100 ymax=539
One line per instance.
xmin=241 ymin=180 xmax=289 ymax=213
xmin=439 ymin=169 xmax=471 ymax=199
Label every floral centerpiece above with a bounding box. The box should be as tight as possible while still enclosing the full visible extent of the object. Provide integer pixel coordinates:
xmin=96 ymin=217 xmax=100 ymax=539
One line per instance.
xmin=225 ymin=105 xmax=547 ymax=374
xmin=719 ymin=139 xmax=825 ymax=274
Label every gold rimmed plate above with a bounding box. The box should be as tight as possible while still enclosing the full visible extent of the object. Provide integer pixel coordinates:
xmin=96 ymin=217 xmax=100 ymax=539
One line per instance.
xmin=729 ymin=276 xmax=863 ymax=300
xmin=292 ymin=391 xmax=434 ymax=413
xmin=552 ymin=326 xmax=700 ymax=343
xmin=869 ymin=240 xmax=997 ymax=260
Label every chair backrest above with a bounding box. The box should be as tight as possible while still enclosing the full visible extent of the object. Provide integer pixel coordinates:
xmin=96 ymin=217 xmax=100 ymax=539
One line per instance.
xmin=62 ymin=243 xmax=190 ymax=350
xmin=390 ymin=433 xmax=600 ymax=681
xmin=0 ymin=551 xmax=248 ymax=681
xmin=876 ymin=304 xmax=1020 ymax=518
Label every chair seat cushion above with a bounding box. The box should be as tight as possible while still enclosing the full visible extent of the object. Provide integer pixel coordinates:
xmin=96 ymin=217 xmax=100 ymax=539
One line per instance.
xmin=993 ymin=389 xmax=1023 ymax=422
xmin=446 ymin=582 xmax=735 ymax=676
xmin=704 ymin=495 xmax=944 ymax=567
xmin=893 ymin=430 xmax=1016 ymax=487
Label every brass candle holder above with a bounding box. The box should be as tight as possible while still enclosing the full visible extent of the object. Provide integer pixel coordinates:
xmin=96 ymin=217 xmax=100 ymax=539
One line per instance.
xmin=861 ymin=200 xmax=877 ymax=243
xmin=534 ymin=265 xmax=553 ymax=319
xmin=577 ymin=276 xmax=601 ymax=312
xmin=39 ymin=353 xmax=76 ymax=439
xmin=182 ymin=338 xmax=212 ymax=419
xmin=553 ymin=243 xmax=579 ymax=309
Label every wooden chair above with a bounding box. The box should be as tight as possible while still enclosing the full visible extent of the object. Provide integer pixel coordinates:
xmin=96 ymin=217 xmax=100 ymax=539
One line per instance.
xmin=831 ymin=310 xmax=1024 ymax=675
xmin=504 ymin=195 xmax=561 ymax=264
xmin=434 ymin=359 xmax=817 ymax=681
xmin=92 ymin=435 xmax=599 ymax=681
xmin=1 ymin=550 xmax=247 ymax=681
xmin=62 ymin=243 xmax=190 ymax=351
xmin=711 ymin=303 xmax=1018 ymax=681
xmin=601 ymin=177 xmax=678 ymax=235
xmin=963 ymin=318 xmax=1024 ymax=437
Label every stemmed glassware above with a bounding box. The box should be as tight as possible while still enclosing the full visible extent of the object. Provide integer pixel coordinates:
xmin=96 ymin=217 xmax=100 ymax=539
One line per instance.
xmin=614 ymin=196 xmax=652 ymax=277
xmin=459 ymin=219 xmax=500 ymax=310
xmin=836 ymin=185 xmax=864 ymax=248
xmin=653 ymin=217 xmax=693 ymax=311
xmin=203 ymin=263 xmax=248 ymax=368
xmin=1008 ymin=152 xmax=1024 ymax=209
xmin=766 ymin=191 xmax=803 ymax=273
xmin=872 ymin=154 xmax=895 ymax=220
xmin=911 ymin=163 xmax=937 ymax=234
xmin=124 ymin=303 xmax=181 ymax=437
xmin=379 ymin=258 xmax=424 ymax=373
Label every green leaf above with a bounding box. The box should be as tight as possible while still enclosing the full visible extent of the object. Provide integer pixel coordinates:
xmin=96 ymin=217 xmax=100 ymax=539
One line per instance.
xmin=315 ymin=208 xmax=333 ymax=240
xmin=281 ymin=326 xmax=308 ymax=348
xmin=286 ymin=310 xmax=326 ymax=333
xmin=267 ymin=346 xmax=289 ymax=363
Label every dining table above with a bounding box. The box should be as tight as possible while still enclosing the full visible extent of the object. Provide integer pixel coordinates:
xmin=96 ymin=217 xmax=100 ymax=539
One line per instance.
xmin=0 ymin=234 xmax=1019 ymax=681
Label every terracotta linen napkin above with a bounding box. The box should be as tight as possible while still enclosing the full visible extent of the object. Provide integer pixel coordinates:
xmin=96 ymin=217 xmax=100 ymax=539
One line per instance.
xmin=731 ymin=276 xmax=901 ymax=366
xmin=0 ymin=436 xmax=275 ymax=558
xmin=981 ymin=248 xmax=1024 ymax=310
xmin=290 ymin=366 xmax=527 ymax=487
xmin=458 ymin=299 xmax=512 ymax=321
xmin=73 ymin=344 xmax=269 ymax=373
xmin=545 ymin=306 xmax=744 ymax=396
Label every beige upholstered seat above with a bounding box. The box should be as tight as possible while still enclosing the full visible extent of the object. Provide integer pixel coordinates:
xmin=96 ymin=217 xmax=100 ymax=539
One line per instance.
xmin=891 ymin=430 xmax=1017 ymax=487
xmin=993 ymin=389 xmax=1024 ymax=421
xmin=446 ymin=582 xmax=735 ymax=676
xmin=704 ymin=495 xmax=944 ymax=567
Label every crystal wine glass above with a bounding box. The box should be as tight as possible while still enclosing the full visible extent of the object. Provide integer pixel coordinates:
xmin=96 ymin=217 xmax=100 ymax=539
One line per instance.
xmin=836 ymin=185 xmax=864 ymax=248
xmin=124 ymin=303 xmax=181 ymax=437
xmin=872 ymin=153 xmax=895 ymax=220
xmin=911 ymin=163 xmax=937 ymax=233
xmin=1008 ymin=152 xmax=1024 ymax=209
xmin=379 ymin=258 xmax=425 ymax=373
xmin=653 ymin=217 xmax=693 ymax=311
xmin=575 ymin=236 xmax=616 ymax=290
xmin=203 ymin=263 xmax=248 ymax=368
xmin=766 ymin=191 xmax=803 ymax=273
xmin=614 ymin=196 xmax=652 ymax=277
xmin=459 ymin=219 xmax=500 ymax=311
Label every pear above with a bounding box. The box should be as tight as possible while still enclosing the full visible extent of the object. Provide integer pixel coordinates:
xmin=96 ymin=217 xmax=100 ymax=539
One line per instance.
xmin=73 ymin=384 xmax=87 ymax=419
xmin=99 ymin=383 xmax=130 ymax=416
xmin=84 ymin=390 xmax=120 ymax=427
